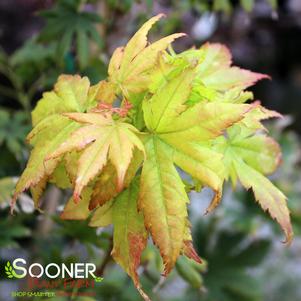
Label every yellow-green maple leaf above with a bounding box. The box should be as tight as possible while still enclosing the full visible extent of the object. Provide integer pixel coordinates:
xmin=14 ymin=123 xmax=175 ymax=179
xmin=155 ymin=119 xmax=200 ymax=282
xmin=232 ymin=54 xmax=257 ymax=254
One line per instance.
xmin=47 ymin=112 xmax=145 ymax=202
xmin=31 ymin=74 xmax=98 ymax=127
xmin=139 ymin=135 xmax=189 ymax=275
xmin=183 ymin=42 xmax=270 ymax=91
xmin=12 ymin=75 xmax=99 ymax=209
xmin=108 ymin=14 xmax=185 ymax=97
xmin=177 ymin=43 xmax=270 ymax=106
xmin=112 ymin=178 xmax=149 ymax=300
xmin=13 ymin=116 xmax=80 ymax=209
xmin=213 ymin=125 xmax=293 ymax=243
xmin=143 ymin=68 xmax=252 ymax=206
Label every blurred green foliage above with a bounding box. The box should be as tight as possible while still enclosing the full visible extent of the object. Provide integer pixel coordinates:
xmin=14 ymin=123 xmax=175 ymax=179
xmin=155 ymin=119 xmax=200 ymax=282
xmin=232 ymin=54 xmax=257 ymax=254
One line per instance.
xmin=39 ymin=0 xmax=103 ymax=69
xmin=193 ymin=221 xmax=271 ymax=301
xmin=165 ymin=0 xmax=277 ymax=15
xmin=0 ymin=110 xmax=30 ymax=160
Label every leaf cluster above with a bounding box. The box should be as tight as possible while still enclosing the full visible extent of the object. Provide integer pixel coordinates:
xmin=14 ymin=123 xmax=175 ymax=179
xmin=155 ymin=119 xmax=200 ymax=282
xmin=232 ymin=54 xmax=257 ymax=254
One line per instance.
xmin=13 ymin=14 xmax=291 ymax=300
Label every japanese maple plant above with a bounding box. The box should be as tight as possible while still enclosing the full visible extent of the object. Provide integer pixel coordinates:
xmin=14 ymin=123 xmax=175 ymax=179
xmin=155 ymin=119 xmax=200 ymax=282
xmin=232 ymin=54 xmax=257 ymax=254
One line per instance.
xmin=12 ymin=14 xmax=292 ymax=300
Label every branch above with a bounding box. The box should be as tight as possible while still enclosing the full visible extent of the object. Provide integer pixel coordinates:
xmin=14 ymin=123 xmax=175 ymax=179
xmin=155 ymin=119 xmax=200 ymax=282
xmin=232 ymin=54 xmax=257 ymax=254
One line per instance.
xmin=96 ymin=235 xmax=113 ymax=276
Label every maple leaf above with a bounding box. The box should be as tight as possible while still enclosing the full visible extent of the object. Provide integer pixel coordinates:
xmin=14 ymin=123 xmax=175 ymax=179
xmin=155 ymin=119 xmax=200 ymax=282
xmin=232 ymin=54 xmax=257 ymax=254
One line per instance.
xmin=12 ymin=75 xmax=98 ymax=210
xmin=31 ymin=74 xmax=98 ymax=127
xmin=213 ymin=125 xmax=293 ymax=243
xmin=108 ymin=14 xmax=185 ymax=97
xmin=234 ymin=160 xmax=292 ymax=243
xmin=139 ymin=135 xmax=189 ymax=275
xmin=143 ymin=67 xmax=252 ymax=209
xmin=46 ymin=112 xmax=145 ymax=202
xmin=175 ymin=43 xmax=270 ymax=106
xmin=183 ymin=42 xmax=270 ymax=91
xmin=112 ymin=178 xmax=149 ymax=300
xmin=139 ymin=67 xmax=252 ymax=274
xmin=12 ymin=115 xmax=80 ymax=210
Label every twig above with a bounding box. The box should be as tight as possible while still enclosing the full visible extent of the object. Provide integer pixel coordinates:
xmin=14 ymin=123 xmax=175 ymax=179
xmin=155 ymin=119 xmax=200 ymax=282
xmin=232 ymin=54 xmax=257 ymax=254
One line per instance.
xmin=96 ymin=236 xmax=113 ymax=276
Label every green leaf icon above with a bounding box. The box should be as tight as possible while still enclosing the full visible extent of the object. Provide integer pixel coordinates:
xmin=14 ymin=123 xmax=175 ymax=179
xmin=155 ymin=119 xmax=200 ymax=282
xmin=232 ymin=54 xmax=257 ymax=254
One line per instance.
xmin=93 ymin=276 xmax=103 ymax=283
xmin=5 ymin=262 xmax=14 ymax=279
xmin=4 ymin=261 xmax=24 ymax=279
